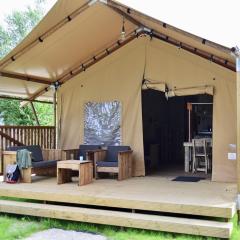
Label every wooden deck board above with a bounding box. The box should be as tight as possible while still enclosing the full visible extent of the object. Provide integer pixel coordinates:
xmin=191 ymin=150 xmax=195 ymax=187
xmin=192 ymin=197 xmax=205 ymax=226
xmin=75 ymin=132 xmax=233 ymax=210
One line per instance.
xmin=0 ymin=176 xmax=237 ymax=218
xmin=0 ymin=200 xmax=233 ymax=239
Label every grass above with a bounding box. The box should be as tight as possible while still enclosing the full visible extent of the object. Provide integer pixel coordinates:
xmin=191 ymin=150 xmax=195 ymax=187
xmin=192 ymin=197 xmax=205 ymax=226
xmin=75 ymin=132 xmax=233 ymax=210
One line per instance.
xmin=0 ymin=215 xmax=44 ymax=240
xmin=0 ymin=213 xmax=239 ymax=240
xmin=231 ymin=214 xmax=240 ymax=240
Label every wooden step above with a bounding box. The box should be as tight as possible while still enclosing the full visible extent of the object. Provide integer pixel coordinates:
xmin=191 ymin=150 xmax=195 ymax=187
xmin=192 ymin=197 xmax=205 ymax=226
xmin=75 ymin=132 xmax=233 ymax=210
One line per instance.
xmin=0 ymin=200 xmax=233 ymax=239
xmin=0 ymin=186 xmax=236 ymax=219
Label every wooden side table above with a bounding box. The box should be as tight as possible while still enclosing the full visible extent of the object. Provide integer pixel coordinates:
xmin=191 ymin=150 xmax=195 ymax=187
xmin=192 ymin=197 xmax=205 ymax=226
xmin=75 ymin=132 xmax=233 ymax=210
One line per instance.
xmin=3 ymin=151 xmax=32 ymax=183
xmin=57 ymin=160 xmax=93 ymax=186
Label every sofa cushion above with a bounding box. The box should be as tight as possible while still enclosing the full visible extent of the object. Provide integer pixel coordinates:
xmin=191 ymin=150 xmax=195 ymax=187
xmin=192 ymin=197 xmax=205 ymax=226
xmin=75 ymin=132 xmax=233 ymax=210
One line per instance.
xmin=97 ymin=161 xmax=118 ymax=167
xmin=7 ymin=145 xmax=43 ymax=162
xmin=106 ymin=146 xmax=131 ymax=162
xmin=78 ymin=144 xmax=102 ymax=160
xmin=32 ymin=160 xmax=57 ymax=168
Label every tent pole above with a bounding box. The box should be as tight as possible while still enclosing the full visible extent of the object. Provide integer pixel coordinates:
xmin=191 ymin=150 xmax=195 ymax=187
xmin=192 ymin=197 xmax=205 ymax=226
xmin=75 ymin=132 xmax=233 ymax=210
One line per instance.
xmin=24 ymin=30 xmax=138 ymax=103
xmin=232 ymin=47 xmax=240 ymax=223
xmin=0 ymin=71 xmax=52 ymax=85
xmin=0 ymin=1 xmax=92 ymax=70
xmin=30 ymin=102 xmax=40 ymax=126
xmin=237 ymin=57 xmax=240 ymax=222
xmin=0 ymin=95 xmax=52 ymax=104
xmin=53 ymin=90 xmax=57 ymax=149
xmin=107 ymin=0 xmax=231 ymax=55
xmin=187 ymin=103 xmax=192 ymax=142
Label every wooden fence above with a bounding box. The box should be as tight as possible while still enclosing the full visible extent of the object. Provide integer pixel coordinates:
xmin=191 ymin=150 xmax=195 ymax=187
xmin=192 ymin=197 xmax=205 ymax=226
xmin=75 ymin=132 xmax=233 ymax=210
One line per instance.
xmin=0 ymin=126 xmax=56 ymax=173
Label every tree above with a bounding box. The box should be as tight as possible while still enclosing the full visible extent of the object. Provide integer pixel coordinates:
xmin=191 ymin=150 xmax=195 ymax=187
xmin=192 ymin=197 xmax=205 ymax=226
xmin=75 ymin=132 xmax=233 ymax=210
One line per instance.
xmin=0 ymin=100 xmax=35 ymax=125
xmin=34 ymin=102 xmax=54 ymax=126
xmin=0 ymin=0 xmax=54 ymax=126
xmin=0 ymin=1 xmax=46 ymax=58
xmin=0 ymin=100 xmax=53 ymax=126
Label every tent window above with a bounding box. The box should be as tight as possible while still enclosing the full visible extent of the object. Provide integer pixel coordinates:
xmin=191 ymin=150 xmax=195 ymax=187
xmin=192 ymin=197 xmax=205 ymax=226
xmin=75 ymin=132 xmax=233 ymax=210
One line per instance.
xmin=84 ymin=101 xmax=121 ymax=146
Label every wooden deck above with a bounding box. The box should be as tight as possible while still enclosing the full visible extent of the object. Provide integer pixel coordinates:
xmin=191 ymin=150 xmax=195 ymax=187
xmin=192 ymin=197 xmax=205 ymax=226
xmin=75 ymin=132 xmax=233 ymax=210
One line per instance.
xmin=0 ymin=175 xmax=237 ymax=238
xmin=0 ymin=176 xmax=237 ymax=218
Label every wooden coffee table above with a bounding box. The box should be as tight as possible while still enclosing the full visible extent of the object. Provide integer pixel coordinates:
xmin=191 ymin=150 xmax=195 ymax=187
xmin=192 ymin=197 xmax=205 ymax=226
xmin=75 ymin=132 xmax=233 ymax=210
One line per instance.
xmin=57 ymin=160 xmax=93 ymax=186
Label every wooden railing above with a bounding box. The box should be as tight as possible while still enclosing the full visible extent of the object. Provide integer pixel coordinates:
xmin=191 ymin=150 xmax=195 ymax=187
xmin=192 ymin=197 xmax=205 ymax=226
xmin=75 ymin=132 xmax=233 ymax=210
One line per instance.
xmin=0 ymin=126 xmax=56 ymax=150
xmin=0 ymin=126 xmax=56 ymax=173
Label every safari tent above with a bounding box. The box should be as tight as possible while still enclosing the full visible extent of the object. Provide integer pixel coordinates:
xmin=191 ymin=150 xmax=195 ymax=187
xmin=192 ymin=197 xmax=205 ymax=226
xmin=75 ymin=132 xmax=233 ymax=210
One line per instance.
xmin=0 ymin=0 xmax=239 ymax=238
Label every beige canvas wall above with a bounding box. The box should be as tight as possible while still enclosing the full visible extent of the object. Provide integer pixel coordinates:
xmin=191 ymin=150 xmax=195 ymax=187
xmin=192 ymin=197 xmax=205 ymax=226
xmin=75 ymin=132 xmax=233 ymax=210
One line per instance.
xmin=145 ymin=38 xmax=236 ymax=182
xmin=57 ymin=37 xmax=147 ymax=176
xmin=58 ymin=36 xmax=236 ymax=182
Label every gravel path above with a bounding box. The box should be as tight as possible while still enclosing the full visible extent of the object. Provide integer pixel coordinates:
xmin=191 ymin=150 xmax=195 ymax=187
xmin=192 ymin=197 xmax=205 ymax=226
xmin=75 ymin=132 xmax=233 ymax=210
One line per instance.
xmin=25 ymin=228 xmax=107 ymax=240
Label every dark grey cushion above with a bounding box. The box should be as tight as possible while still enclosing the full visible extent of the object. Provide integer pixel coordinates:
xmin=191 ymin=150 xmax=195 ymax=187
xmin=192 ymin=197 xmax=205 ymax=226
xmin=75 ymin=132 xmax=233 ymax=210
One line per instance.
xmin=32 ymin=160 xmax=57 ymax=168
xmin=106 ymin=146 xmax=131 ymax=162
xmin=97 ymin=161 xmax=118 ymax=167
xmin=78 ymin=144 xmax=102 ymax=160
xmin=7 ymin=145 xmax=43 ymax=162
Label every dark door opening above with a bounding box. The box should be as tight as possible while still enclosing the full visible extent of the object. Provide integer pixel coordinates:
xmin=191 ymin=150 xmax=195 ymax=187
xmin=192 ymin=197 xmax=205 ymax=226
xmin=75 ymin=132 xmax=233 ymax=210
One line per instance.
xmin=142 ymin=89 xmax=213 ymax=176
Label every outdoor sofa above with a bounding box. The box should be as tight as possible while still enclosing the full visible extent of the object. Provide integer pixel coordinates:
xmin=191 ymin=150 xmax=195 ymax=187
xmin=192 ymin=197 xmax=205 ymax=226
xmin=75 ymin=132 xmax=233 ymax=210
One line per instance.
xmin=3 ymin=145 xmax=72 ymax=183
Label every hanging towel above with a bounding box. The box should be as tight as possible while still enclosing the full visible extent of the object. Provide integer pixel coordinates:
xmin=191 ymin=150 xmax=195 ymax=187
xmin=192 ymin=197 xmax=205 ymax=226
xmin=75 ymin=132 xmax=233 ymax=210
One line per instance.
xmin=16 ymin=149 xmax=32 ymax=170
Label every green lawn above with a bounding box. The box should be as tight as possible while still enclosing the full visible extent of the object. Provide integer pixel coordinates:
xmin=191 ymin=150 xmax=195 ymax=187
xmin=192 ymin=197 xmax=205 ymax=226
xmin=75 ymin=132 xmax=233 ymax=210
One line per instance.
xmin=0 ymin=213 xmax=239 ymax=240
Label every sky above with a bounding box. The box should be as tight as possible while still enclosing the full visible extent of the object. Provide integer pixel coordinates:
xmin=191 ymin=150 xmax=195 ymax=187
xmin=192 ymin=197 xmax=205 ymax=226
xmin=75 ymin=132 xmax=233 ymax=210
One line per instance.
xmin=0 ymin=0 xmax=56 ymax=24
xmin=0 ymin=0 xmax=239 ymax=48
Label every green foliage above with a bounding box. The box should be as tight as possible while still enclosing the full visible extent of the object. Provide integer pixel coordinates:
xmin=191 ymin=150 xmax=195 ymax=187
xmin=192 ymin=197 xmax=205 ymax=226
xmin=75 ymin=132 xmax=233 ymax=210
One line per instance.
xmin=0 ymin=0 xmax=53 ymax=126
xmin=0 ymin=100 xmax=35 ymax=125
xmin=0 ymin=100 xmax=53 ymax=126
xmin=34 ymin=102 xmax=54 ymax=126
xmin=0 ymin=25 xmax=11 ymax=58
xmin=0 ymin=1 xmax=45 ymax=58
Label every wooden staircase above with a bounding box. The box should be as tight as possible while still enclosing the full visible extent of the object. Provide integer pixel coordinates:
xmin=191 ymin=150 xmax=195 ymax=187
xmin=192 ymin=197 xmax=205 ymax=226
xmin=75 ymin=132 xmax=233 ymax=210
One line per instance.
xmin=0 ymin=199 xmax=233 ymax=239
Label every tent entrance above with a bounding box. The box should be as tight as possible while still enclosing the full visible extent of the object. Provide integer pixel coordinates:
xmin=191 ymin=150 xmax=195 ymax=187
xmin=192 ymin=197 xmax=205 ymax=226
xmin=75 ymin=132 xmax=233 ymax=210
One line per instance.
xmin=142 ymin=89 xmax=213 ymax=176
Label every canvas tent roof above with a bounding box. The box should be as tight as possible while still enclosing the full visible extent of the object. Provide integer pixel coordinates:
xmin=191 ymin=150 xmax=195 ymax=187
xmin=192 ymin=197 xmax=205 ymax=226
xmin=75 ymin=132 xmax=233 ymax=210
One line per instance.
xmin=0 ymin=0 xmax=236 ymax=102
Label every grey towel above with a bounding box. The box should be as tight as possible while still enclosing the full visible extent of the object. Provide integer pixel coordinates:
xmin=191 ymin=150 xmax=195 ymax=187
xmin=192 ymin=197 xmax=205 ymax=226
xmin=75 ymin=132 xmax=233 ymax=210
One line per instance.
xmin=17 ymin=149 xmax=32 ymax=169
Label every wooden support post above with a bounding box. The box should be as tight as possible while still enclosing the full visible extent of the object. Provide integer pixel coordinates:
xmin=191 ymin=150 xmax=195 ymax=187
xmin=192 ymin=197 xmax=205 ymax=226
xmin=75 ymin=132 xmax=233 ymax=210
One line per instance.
xmin=187 ymin=103 xmax=192 ymax=142
xmin=235 ymin=49 xmax=240 ymax=223
xmin=237 ymin=60 xmax=240 ymax=223
xmin=53 ymin=91 xmax=57 ymax=149
xmin=0 ymin=95 xmax=52 ymax=104
xmin=30 ymin=102 xmax=40 ymax=126
xmin=120 ymin=226 xmax=124 ymax=231
xmin=0 ymin=71 xmax=52 ymax=85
